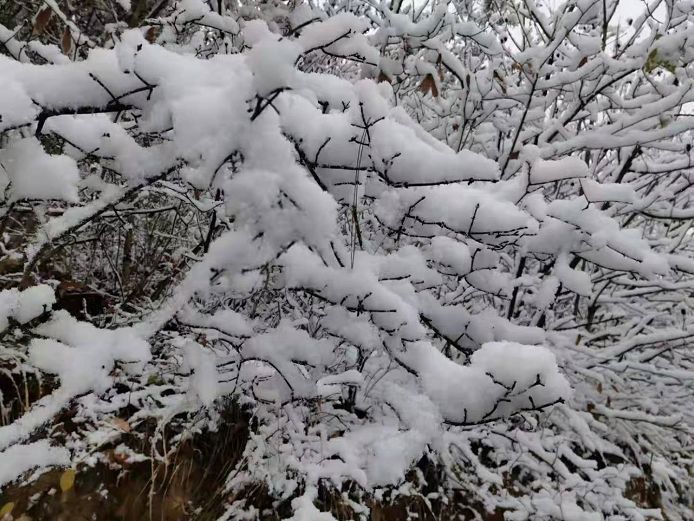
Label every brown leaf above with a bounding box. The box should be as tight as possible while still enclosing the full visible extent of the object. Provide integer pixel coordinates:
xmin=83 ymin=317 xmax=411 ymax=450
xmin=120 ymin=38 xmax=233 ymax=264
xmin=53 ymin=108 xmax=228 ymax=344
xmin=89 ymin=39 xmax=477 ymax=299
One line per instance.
xmin=144 ymin=26 xmax=160 ymax=43
xmin=32 ymin=7 xmax=53 ymax=36
xmin=437 ymin=58 xmax=444 ymax=81
xmin=596 ymin=381 xmax=603 ymax=393
xmin=61 ymin=27 xmax=73 ymax=56
xmin=586 ymin=402 xmax=595 ymax=412
xmin=508 ymin=151 xmax=520 ymax=160
xmin=493 ymin=70 xmax=507 ymax=93
xmin=111 ymin=417 xmax=132 ymax=432
xmin=418 ymin=74 xmax=438 ymax=97
xmin=377 ymin=71 xmax=391 ymax=84
xmin=578 ymin=56 xmax=588 ymax=67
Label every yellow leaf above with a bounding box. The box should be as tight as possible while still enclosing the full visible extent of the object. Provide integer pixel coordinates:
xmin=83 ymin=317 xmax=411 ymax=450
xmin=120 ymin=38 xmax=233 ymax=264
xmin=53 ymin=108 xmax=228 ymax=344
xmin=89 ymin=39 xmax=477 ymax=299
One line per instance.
xmin=59 ymin=469 xmax=76 ymax=492
xmin=0 ymin=502 xmax=15 ymax=518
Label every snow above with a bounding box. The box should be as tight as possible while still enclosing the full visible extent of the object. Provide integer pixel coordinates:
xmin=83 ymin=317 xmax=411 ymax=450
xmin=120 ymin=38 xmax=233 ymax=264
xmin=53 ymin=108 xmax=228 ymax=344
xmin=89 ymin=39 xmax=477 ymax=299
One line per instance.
xmin=285 ymin=487 xmax=338 ymax=521
xmin=0 ymin=441 xmax=70 ymax=490
xmin=0 ymin=81 xmax=39 ymax=132
xmin=14 ymin=285 xmax=56 ymax=324
xmin=375 ymin=185 xmax=535 ymax=239
xmin=182 ymin=340 xmax=219 ymax=406
xmin=369 ymin=119 xmax=500 ymax=184
xmin=247 ymin=39 xmax=300 ymax=96
xmin=530 ymin=156 xmax=588 ymax=184
xmin=297 ymin=14 xmax=377 ymax=66
xmin=0 ymin=285 xmax=56 ymax=332
xmin=406 ymin=340 xmax=571 ymax=424
xmin=29 ymin=311 xmax=151 ymax=394
xmin=316 ymin=370 xmax=363 ymax=397
xmin=0 ymin=137 xmax=79 ymax=202
xmin=555 ymin=254 xmax=592 ymax=296
xmin=581 ymin=178 xmax=636 ymax=203
xmin=427 ymin=236 xmax=472 ymax=274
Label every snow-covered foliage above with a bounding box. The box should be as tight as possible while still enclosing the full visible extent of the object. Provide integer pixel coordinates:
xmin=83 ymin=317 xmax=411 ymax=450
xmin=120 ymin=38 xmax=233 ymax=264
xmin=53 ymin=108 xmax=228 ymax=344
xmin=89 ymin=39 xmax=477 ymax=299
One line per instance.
xmin=0 ymin=0 xmax=692 ymax=519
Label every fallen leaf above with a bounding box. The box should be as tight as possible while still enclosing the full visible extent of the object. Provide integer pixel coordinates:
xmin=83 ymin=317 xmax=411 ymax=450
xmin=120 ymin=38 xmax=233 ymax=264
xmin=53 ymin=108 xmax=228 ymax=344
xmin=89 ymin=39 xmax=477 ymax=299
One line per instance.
xmin=111 ymin=417 xmax=132 ymax=432
xmin=144 ymin=26 xmax=160 ymax=43
xmin=59 ymin=469 xmax=76 ymax=492
xmin=0 ymin=502 xmax=15 ymax=519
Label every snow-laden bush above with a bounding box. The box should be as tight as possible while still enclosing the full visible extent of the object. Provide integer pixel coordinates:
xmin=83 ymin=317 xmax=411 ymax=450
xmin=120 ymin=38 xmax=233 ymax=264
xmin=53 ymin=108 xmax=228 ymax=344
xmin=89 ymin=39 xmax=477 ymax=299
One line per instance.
xmin=0 ymin=0 xmax=692 ymax=519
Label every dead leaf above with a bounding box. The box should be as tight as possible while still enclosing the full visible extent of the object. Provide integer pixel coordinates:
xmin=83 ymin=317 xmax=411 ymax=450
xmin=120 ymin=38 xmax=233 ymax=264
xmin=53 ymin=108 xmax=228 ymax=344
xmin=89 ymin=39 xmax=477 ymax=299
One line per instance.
xmin=144 ymin=26 xmax=160 ymax=43
xmin=59 ymin=469 xmax=76 ymax=492
xmin=596 ymin=381 xmax=603 ymax=393
xmin=578 ymin=56 xmax=588 ymax=67
xmin=0 ymin=502 xmax=15 ymax=519
xmin=493 ymin=70 xmax=507 ymax=93
xmin=508 ymin=151 xmax=520 ymax=160
xmin=586 ymin=402 xmax=595 ymax=412
xmin=111 ymin=417 xmax=132 ymax=432
xmin=107 ymin=448 xmax=130 ymax=466
xmin=32 ymin=7 xmax=53 ymax=36
xmin=377 ymin=71 xmax=391 ymax=84
xmin=61 ymin=27 xmax=72 ymax=56
xmin=418 ymin=74 xmax=438 ymax=97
